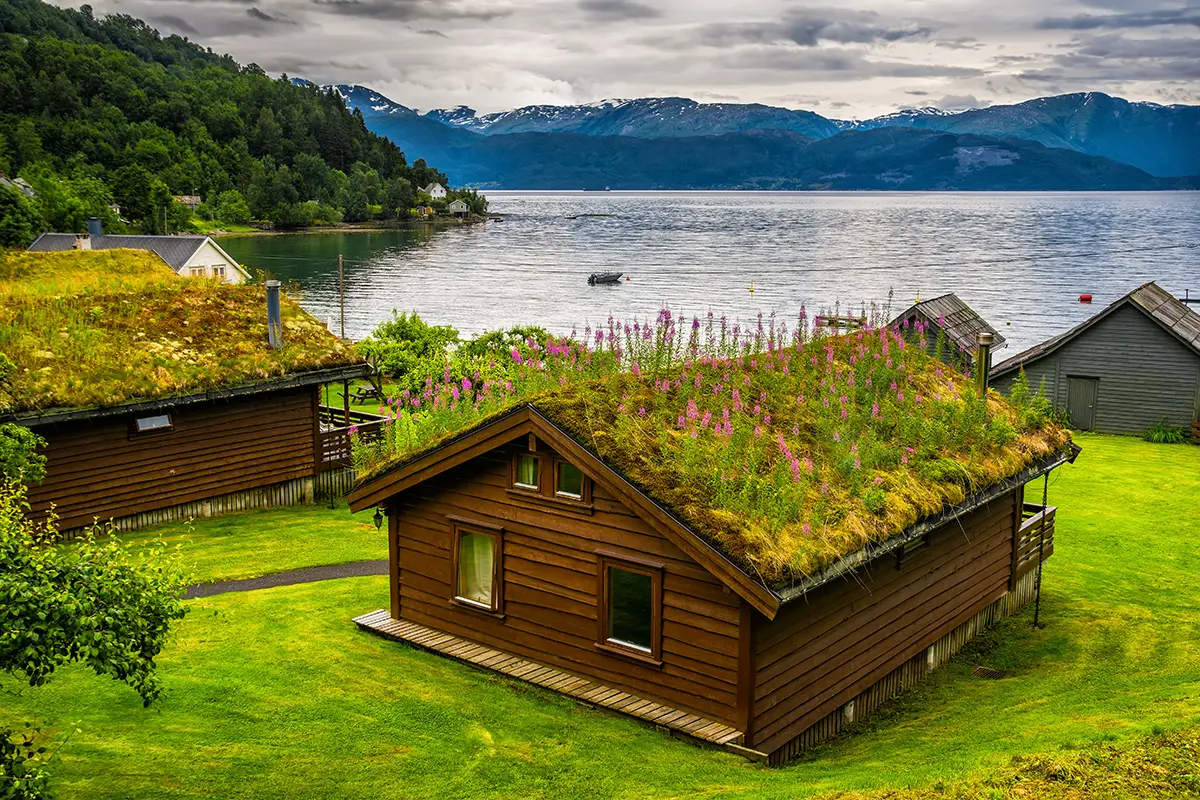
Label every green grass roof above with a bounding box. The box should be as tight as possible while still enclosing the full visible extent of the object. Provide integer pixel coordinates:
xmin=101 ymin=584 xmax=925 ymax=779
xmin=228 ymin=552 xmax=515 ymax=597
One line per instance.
xmin=0 ymin=249 xmax=363 ymax=416
xmin=355 ymin=320 xmax=1072 ymax=586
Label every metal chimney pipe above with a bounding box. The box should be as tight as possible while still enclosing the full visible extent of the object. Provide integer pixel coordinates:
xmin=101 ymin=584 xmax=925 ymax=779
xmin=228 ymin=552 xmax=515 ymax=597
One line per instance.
xmin=975 ymin=332 xmax=993 ymax=396
xmin=87 ymin=217 xmax=102 ymax=238
xmin=266 ymin=280 xmax=283 ymax=349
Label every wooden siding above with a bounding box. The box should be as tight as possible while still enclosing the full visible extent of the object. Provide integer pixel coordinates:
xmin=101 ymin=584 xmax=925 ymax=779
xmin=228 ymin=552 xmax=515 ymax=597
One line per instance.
xmin=993 ymin=304 xmax=1200 ymax=434
xmin=749 ymin=491 xmax=1018 ymax=754
xmin=391 ymin=440 xmax=744 ymax=727
xmin=25 ymin=387 xmax=319 ymax=531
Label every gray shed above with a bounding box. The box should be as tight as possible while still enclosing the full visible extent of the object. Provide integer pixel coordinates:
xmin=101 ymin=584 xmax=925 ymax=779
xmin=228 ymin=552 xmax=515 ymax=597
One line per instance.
xmin=990 ymin=282 xmax=1200 ymax=435
xmin=889 ymin=293 xmax=1006 ymax=370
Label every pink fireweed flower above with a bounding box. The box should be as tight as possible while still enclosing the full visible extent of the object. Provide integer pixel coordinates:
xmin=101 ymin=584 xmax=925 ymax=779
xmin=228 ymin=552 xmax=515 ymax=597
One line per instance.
xmin=871 ymin=402 xmax=880 ymax=418
xmin=802 ymin=522 xmax=812 ymax=536
xmin=348 ymin=424 xmax=359 ymax=435
xmin=832 ymin=431 xmax=840 ymax=442
xmin=462 ymin=378 xmax=471 ymax=392
xmin=901 ymin=454 xmax=909 ymax=465
xmin=850 ymin=443 xmax=858 ymax=454
xmin=511 ymin=349 xmax=523 ymax=364
xmin=753 ymin=426 xmax=762 ymax=438
xmin=793 ymin=424 xmax=800 ymax=435
xmin=451 ymin=386 xmax=460 ymax=401
xmin=677 ymin=416 xmax=686 ymax=429
xmin=853 ymin=457 xmax=861 ymax=469
xmin=701 ymin=411 xmax=712 ymax=427
xmin=841 ymin=408 xmax=848 ymax=419
xmin=753 ymin=404 xmax=761 ymax=416
xmin=617 ymin=403 xmax=626 ymax=413
xmin=875 ymin=476 xmax=884 ymax=485
xmin=803 ymin=457 xmax=813 ymax=472
xmin=694 ymin=373 xmax=703 ymax=388
xmin=897 ymin=391 xmax=905 ymax=402
xmin=763 ymin=415 xmax=771 ymax=425
xmin=638 ymin=407 xmax=647 ymax=418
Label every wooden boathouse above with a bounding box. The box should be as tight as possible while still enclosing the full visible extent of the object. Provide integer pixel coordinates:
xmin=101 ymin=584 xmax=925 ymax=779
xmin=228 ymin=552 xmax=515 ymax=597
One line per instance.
xmin=991 ymin=282 xmax=1200 ymax=437
xmin=890 ymin=293 xmax=1006 ymax=371
xmin=347 ymin=332 xmax=1078 ymax=763
xmin=1 ymin=249 xmax=378 ymax=533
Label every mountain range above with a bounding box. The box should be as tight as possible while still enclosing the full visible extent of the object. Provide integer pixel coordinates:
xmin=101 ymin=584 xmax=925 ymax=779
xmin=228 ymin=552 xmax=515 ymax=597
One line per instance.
xmin=329 ymin=85 xmax=1200 ymax=190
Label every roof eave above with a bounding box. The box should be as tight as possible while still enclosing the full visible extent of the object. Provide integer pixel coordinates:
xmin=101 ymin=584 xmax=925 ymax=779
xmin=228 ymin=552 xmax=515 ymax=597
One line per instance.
xmin=5 ymin=362 xmax=370 ymax=426
xmin=774 ymin=442 xmax=1081 ymax=605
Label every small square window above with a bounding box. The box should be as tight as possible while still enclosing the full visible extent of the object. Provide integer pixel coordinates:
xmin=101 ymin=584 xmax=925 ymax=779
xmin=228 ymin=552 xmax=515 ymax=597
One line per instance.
xmin=214 ymin=265 xmax=226 ymax=279
xmin=189 ymin=266 xmax=205 ymax=277
xmin=556 ymin=461 xmax=584 ymax=499
xmin=514 ymin=454 xmax=539 ymax=489
xmin=134 ymin=414 xmax=172 ymax=432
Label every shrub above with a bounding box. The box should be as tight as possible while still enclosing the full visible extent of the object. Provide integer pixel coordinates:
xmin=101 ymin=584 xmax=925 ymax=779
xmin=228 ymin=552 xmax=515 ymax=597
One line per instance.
xmin=1143 ymin=420 xmax=1190 ymax=444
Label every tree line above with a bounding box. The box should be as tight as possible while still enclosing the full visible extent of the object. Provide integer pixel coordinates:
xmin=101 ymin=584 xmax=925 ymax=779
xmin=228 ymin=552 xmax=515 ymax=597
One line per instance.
xmin=0 ymin=0 xmax=467 ymax=246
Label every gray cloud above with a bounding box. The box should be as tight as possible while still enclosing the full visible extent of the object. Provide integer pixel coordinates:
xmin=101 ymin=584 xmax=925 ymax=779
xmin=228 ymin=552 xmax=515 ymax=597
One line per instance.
xmin=930 ymin=93 xmax=991 ymax=111
xmin=153 ymin=14 xmax=199 ymax=35
xmin=699 ymin=8 xmax=935 ymax=48
xmin=1038 ymin=7 xmax=1200 ymax=30
xmin=311 ymin=0 xmax=510 ymax=21
xmin=578 ymin=0 xmax=660 ymax=20
xmin=247 ymin=7 xmax=296 ymax=24
xmin=1074 ymin=33 xmax=1200 ymax=59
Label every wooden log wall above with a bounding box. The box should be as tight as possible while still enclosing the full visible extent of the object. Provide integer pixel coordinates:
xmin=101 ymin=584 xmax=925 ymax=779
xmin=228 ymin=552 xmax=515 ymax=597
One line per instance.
xmin=25 ymin=386 xmax=319 ymax=532
xmin=392 ymin=441 xmax=744 ymax=728
xmin=749 ymin=490 xmax=1020 ymax=755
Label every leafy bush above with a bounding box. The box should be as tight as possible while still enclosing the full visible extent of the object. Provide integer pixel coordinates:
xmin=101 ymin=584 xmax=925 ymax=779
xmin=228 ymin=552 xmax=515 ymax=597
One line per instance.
xmin=358 ymin=312 xmax=460 ymax=386
xmin=0 ymin=423 xmax=47 ymax=483
xmin=1 ymin=724 xmax=52 ymax=800
xmin=1143 ymin=420 xmax=1190 ymax=444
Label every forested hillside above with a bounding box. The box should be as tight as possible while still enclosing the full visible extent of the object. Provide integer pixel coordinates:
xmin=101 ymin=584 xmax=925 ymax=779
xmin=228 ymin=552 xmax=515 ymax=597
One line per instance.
xmin=0 ymin=0 xmax=452 ymax=245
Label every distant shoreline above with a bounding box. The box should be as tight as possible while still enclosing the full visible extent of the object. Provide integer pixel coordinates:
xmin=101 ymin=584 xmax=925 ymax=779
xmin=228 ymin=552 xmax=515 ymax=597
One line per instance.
xmin=211 ymin=215 xmax=487 ymax=239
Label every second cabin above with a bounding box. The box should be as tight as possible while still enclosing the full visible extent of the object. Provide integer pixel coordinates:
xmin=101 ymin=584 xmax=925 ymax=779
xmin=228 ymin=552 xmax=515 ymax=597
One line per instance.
xmin=347 ymin=324 xmax=1078 ymax=763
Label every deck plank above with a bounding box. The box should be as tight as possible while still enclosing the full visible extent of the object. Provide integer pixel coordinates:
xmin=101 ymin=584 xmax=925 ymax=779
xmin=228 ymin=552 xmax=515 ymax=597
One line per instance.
xmin=352 ymin=609 xmax=744 ymax=750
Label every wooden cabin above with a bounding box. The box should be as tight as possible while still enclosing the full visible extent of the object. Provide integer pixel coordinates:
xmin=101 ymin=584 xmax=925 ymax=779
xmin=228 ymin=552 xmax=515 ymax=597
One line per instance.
xmin=1 ymin=249 xmax=374 ymax=533
xmin=890 ymin=293 xmax=1006 ymax=371
xmin=347 ymin=342 xmax=1078 ymax=763
xmin=991 ymin=282 xmax=1200 ymax=437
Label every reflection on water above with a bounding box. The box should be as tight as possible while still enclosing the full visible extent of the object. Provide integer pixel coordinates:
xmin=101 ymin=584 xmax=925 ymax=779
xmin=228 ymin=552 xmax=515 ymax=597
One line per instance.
xmin=219 ymin=191 xmax=1200 ymax=353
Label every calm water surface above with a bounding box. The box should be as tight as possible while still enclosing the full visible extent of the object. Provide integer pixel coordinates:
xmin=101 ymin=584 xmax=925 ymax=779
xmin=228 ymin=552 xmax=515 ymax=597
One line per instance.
xmin=220 ymin=192 xmax=1200 ymax=353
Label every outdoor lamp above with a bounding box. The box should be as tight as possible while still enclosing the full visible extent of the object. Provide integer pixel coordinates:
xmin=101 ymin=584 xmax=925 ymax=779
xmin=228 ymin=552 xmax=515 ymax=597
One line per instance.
xmin=373 ymin=507 xmax=384 ymax=530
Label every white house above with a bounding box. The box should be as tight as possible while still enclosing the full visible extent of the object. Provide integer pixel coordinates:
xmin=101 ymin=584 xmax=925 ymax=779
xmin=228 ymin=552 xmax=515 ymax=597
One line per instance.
xmin=28 ymin=230 xmax=250 ymax=284
xmin=423 ymin=182 xmax=447 ymax=200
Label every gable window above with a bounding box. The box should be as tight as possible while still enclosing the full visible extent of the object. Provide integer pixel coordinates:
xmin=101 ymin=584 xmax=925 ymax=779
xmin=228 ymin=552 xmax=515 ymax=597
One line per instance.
xmin=450 ymin=518 xmax=503 ymax=615
xmin=597 ymin=555 xmax=662 ymax=664
xmin=556 ymin=461 xmax=584 ymax=499
xmin=513 ymin=454 xmax=540 ymax=490
xmin=134 ymin=414 xmax=172 ymax=433
xmin=213 ymin=265 xmax=227 ymax=279
xmin=189 ymin=266 xmax=205 ymax=277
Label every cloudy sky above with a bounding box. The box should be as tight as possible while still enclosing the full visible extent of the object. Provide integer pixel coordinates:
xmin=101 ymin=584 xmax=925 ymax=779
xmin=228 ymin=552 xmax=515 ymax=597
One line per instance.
xmin=55 ymin=0 xmax=1200 ymax=117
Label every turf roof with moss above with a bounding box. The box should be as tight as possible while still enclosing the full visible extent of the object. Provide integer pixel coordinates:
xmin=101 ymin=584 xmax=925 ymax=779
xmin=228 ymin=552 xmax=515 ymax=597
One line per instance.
xmin=354 ymin=325 xmax=1073 ymax=587
xmin=0 ymin=249 xmax=363 ymax=416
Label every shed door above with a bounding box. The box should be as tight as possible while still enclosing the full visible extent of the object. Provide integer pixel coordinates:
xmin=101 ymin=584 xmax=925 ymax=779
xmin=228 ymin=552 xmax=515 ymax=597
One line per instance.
xmin=1067 ymin=377 xmax=1098 ymax=431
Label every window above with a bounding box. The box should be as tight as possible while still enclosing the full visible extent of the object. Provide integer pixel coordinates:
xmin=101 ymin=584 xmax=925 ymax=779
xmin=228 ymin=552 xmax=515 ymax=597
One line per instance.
xmin=556 ymin=461 xmax=584 ymax=499
xmin=188 ymin=266 xmax=205 ymax=277
xmin=214 ymin=265 xmax=226 ymax=279
xmin=513 ymin=454 xmax=540 ymax=490
xmin=134 ymin=414 xmax=172 ymax=433
xmin=450 ymin=518 xmax=503 ymax=614
xmin=597 ymin=556 xmax=662 ymax=663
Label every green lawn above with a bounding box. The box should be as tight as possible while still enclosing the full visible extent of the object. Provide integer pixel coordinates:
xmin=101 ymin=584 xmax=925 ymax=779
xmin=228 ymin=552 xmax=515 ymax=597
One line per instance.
xmin=4 ymin=434 xmax=1199 ymax=798
xmin=117 ymin=502 xmax=385 ymax=584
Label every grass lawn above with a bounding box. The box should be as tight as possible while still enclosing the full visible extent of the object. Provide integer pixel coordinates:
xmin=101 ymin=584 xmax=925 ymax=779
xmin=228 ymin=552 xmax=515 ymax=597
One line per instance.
xmin=4 ymin=434 xmax=1199 ymax=798
xmin=116 ymin=502 xmax=385 ymax=584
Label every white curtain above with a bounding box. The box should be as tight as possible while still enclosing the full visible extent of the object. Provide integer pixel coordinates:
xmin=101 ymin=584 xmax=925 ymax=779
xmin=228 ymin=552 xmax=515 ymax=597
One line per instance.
xmin=458 ymin=532 xmax=494 ymax=606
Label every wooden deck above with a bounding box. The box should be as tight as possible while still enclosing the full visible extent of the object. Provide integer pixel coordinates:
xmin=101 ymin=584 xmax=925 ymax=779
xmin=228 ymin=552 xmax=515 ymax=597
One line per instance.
xmin=353 ymin=609 xmax=747 ymax=750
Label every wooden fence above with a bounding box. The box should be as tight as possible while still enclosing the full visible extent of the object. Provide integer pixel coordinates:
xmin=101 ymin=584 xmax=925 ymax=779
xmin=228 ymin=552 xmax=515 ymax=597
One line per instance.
xmin=318 ymin=405 xmax=385 ymax=472
xmin=1015 ymin=502 xmax=1056 ymax=578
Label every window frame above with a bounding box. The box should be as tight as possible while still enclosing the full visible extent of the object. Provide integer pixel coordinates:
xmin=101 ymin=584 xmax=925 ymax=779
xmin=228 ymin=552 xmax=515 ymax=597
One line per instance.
xmin=448 ymin=516 xmax=504 ymax=617
xmin=595 ymin=552 xmax=663 ymax=666
xmin=510 ymin=452 xmax=542 ymax=492
xmin=553 ymin=457 xmax=591 ymax=503
xmin=188 ymin=266 xmax=206 ymax=277
xmin=129 ymin=412 xmax=173 ymax=438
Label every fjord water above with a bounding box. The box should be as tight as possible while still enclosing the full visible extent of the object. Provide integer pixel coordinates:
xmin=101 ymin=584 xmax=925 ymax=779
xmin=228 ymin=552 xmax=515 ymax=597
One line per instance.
xmin=219 ymin=192 xmax=1200 ymax=353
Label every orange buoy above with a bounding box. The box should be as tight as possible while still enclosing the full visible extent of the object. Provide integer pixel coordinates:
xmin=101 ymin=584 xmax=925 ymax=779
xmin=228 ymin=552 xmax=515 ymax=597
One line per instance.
xmin=1079 ymin=293 xmax=1093 ymax=303
xmin=625 ymin=276 xmax=631 ymax=281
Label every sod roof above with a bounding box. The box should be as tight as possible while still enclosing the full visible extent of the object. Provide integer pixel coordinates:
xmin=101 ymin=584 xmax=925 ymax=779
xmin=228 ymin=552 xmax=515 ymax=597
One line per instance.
xmin=0 ymin=249 xmax=364 ymax=417
xmin=351 ymin=324 xmax=1074 ymax=590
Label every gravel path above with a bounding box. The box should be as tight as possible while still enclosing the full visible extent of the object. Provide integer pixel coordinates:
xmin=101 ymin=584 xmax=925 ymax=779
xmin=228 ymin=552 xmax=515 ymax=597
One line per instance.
xmin=185 ymin=559 xmax=388 ymax=599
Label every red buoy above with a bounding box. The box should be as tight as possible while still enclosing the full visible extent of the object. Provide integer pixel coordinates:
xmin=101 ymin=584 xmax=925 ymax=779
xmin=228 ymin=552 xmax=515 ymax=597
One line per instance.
xmin=1079 ymin=293 xmax=1093 ymax=303
xmin=625 ymin=276 xmax=631 ymax=281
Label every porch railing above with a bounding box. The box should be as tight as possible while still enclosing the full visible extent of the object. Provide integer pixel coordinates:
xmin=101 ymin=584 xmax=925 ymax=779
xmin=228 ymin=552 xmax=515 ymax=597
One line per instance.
xmin=318 ymin=404 xmax=385 ymax=472
xmin=1014 ymin=502 xmax=1056 ymax=577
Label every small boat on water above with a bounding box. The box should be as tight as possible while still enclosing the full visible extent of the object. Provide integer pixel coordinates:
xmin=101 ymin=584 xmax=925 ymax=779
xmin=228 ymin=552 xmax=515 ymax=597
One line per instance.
xmin=588 ymin=272 xmax=623 ymax=285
